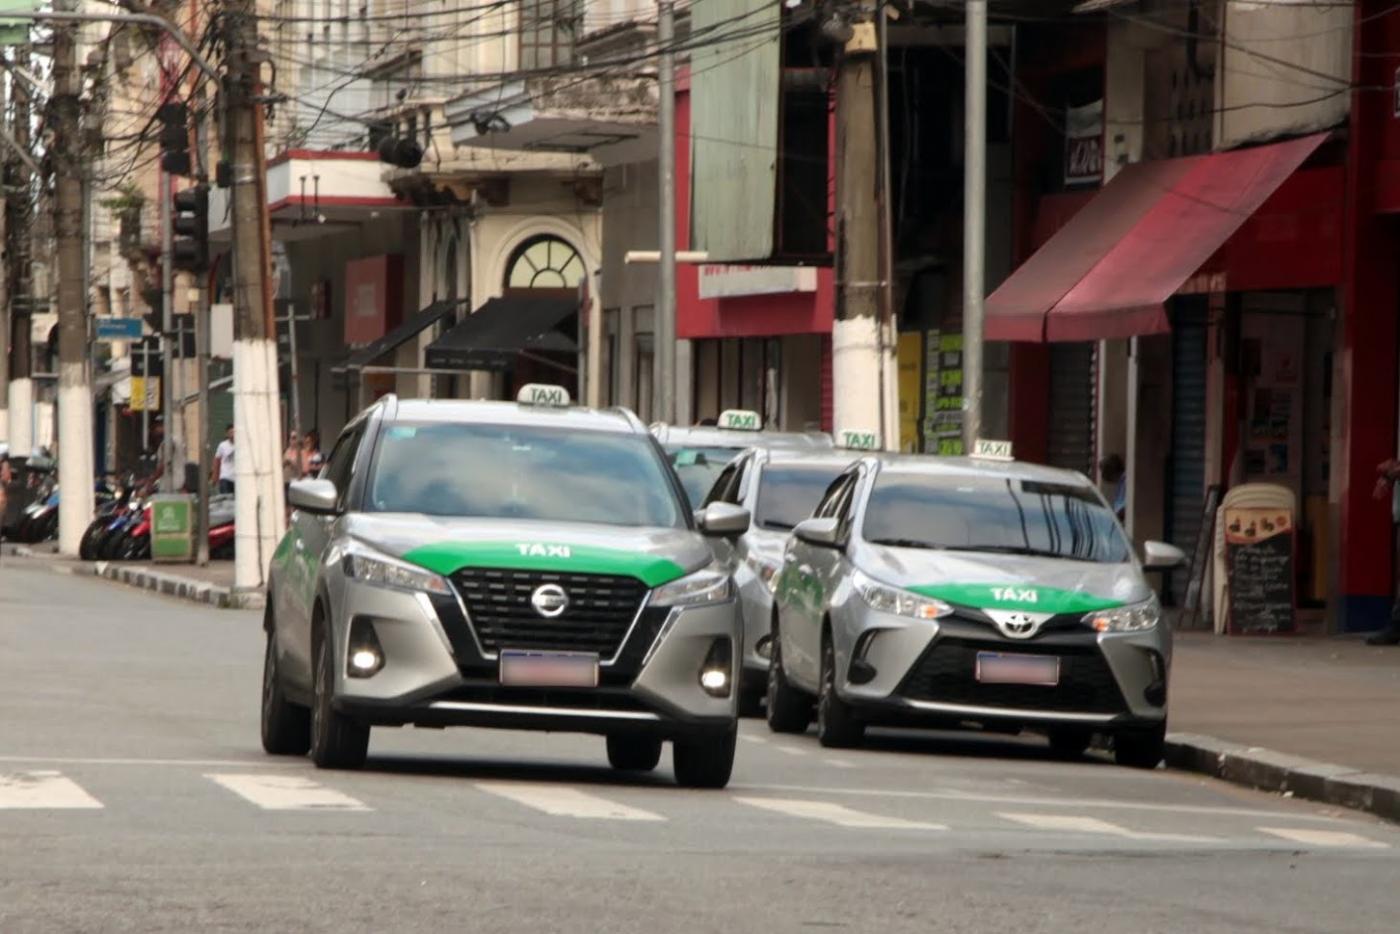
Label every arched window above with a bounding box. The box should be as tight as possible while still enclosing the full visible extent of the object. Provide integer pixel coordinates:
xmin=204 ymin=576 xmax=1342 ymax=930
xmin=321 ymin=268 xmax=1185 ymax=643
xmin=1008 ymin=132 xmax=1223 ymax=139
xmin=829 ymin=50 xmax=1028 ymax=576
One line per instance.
xmin=505 ymin=235 xmax=585 ymax=290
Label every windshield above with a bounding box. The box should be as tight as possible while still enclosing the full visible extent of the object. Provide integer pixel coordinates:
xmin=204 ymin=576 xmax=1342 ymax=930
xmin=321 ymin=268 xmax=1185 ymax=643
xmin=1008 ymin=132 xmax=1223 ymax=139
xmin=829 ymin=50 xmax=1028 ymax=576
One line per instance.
xmin=369 ymin=422 xmax=685 ymax=528
xmin=666 ymin=445 xmax=741 ymax=507
xmin=755 ymin=465 xmax=848 ymax=531
xmin=862 ymin=473 xmax=1131 ymax=563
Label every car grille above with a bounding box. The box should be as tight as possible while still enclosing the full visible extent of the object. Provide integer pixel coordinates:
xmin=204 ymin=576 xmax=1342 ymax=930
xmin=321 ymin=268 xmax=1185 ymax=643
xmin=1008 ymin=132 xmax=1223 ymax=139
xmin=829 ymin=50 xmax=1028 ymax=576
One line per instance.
xmin=450 ymin=567 xmax=647 ymax=658
xmin=897 ymin=637 xmax=1128 ymax=715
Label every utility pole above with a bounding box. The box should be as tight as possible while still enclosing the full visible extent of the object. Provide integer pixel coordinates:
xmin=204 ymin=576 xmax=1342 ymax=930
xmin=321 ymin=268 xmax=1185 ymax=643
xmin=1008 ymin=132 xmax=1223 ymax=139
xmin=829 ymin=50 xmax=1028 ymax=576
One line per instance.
xmin=195 ymin=92 xmax=212 ymax=566
xmin=0 ymin=68 xmax=9 ymax=447
xmin=160 ymin=162 xmax=177 ymax=491
xmin=227 ymin=0 xmax=285 ymax=593
xmin=54 ymin=4 xmax=94 ymax=554
xmin=653 ymin=0 xmax=676 ymax=425
xmin=6 ymin=50 xmax=32 ymax=460
xmin=832 ymin=5 xmax=884 ymax=446
xmin=961 ymin=0 xmax=987 ymax=451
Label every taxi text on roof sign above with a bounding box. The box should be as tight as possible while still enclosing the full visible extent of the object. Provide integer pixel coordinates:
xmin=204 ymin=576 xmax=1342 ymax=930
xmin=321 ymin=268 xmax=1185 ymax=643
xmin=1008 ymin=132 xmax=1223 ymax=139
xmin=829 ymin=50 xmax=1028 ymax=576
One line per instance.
xmin=517 ymin=383 xmax=571 ymax=407
xmin=717 ymin=409 xmax=761 ymax=431
xmin=971 ymin=438 xmax=1014 ymax=461
xmin=839 ymin=429 xmax=879 ymax=451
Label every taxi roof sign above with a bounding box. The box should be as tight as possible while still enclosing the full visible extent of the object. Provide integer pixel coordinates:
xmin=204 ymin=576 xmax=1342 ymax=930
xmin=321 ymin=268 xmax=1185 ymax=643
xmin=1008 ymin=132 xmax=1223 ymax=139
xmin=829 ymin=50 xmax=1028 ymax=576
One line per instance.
xmin=971 ymin=438 xmax=1014 ymax=461
xmin=838 ymin=429 xmax=880 ymax=451
xmin=717 ymin=409 xmax=761 ymax=431
xmin=517 ymin=383 xmax=571 ymax=407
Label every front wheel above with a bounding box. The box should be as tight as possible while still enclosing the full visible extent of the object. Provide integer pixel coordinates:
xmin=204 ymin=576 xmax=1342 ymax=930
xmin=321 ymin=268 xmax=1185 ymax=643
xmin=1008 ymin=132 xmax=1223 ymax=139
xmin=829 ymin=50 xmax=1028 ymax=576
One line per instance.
xmin=1114 ymin=722 xmax=1166 ymax=769
xmin=765 ymin=621 xmax=813 ymax=734
xmin=261 ymin=623 xmax=310 ymax=756
xmin=606 ymin=735 xmax=663 ymax=772
xmin=673 ymin=727 xmax=737 ymax=789
xmin=816 ymin=639 xmax=864 ymax=748
xmin=310 ymin=620 xmax=370 ymax=769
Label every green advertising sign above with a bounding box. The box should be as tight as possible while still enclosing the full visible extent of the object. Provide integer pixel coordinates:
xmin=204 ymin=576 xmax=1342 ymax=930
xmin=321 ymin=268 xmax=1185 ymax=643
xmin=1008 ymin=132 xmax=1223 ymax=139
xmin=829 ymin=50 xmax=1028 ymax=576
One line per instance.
xmin=151 ymin=495 xmax=194 ymax=562
xmin=0 ymin=1 xmax=35 ymax=47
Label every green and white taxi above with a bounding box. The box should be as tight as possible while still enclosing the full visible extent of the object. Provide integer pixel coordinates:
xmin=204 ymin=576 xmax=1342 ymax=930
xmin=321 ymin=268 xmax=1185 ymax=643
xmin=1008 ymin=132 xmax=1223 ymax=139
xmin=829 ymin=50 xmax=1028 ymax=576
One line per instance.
xmin=652 ymin=410 xmax=833 ymax=507
xmin=766 ymin=448 xmax=1184 ymax=767
xmin=262 ymin=385 xmax=749 ymax=787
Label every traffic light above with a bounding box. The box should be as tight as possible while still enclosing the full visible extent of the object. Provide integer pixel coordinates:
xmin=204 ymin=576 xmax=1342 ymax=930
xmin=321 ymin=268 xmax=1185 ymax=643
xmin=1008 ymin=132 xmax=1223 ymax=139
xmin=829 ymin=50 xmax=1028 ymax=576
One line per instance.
xmin=157 ymin=102 xmax=191 ymax=177
xmin=171 ymin=184 xmax=209 ymax=273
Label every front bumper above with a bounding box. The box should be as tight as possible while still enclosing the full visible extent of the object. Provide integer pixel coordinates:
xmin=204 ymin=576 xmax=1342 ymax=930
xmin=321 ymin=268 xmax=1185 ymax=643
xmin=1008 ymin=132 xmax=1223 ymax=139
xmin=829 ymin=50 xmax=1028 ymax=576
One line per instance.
xmin=833 ymin=612 xmax=1169 ymax=730
xmin=329 ymin=576 xmax=740 ymax=738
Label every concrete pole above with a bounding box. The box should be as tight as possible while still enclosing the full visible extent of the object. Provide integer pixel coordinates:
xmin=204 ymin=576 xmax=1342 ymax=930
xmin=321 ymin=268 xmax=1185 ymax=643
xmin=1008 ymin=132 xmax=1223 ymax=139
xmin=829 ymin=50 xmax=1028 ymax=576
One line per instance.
xmin=195 ymin=92 xmax=211 ymax=565
xmin=961 ymin=0 xmax=987 ymax=452
xmin=53 ymin=6 xmax=94 ymax=554
xmin=833 ymin=14 xmax=883 ymax=446
xmin=160 ymin=166 xmax=176 ymax=492
xmin=229 ymin=0 xmax=286 ymax=593
xmin=654 ymin=0 xmax=677 ymax=424
xmin=0 ymin=69 xmax=9 ymax=446
xmin=6 ymin=54 xmax=31 ymax=459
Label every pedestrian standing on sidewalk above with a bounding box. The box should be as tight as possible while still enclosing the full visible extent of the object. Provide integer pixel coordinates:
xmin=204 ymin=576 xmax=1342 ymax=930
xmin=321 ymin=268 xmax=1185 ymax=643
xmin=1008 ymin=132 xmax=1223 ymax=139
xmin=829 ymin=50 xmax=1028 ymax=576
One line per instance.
xmin=213 ymin=425 xmax=236 ymax=496
xmin=1099 ymin=453 xmax=1127 ymax=524
xmin=0 ymin=447 xmax=12 ymax=544
xmin=1369 ymin=457 xmax=1400 ymax=645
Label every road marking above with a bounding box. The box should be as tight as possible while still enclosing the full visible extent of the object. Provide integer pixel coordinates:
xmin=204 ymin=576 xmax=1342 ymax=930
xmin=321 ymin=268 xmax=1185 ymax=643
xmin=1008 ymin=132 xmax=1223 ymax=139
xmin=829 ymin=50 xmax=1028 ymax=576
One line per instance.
xmin=206 ymin=773 xmax=369 ymax=811
xmin=775 ymin=745 xmax=807 ymax=757
xmin=735 ymin=797 xmax=945 ymax=830
xmin=731 ymin=782 xmax=1353 ymax=822
xmin=997 ymin=812 xmax=1218 ymax=844
xmin=822 ymin=758 xmax=856 ymax=769
xmin=738 ymin=734 xmax=768 ymax=745
xmin=1257 ymin=827 xmax=1390 ymax=849
xmin=0 ymin=755 xmax=301 ymax=769
xmin=475 ymin=782 xmax=664 ymax=821
xmin=0 ymin=770 xmax=103 ymax=809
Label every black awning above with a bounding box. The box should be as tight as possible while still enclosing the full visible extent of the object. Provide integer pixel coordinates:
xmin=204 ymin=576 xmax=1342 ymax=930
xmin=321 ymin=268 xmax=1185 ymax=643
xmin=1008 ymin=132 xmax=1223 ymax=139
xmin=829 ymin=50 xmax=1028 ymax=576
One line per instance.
xmin=340 ymin=299 xmax=464 ymax=371
xmin=424 ymin=295 xmax=578 ymax=372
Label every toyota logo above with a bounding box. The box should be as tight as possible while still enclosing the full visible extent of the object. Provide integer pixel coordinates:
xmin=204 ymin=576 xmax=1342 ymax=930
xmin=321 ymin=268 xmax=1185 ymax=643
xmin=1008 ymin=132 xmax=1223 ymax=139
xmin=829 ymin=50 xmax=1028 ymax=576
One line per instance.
xmin=987 ymin=609 xmax=1047 ymax=640
xmin=530 ymin=584 xmax=570 ymax=618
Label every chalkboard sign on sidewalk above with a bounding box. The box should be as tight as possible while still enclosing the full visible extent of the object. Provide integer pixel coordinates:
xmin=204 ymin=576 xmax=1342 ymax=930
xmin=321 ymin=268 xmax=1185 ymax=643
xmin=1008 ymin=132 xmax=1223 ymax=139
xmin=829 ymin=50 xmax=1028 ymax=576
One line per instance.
xmin=1224 ymin=505 xmax=1295 ymax=634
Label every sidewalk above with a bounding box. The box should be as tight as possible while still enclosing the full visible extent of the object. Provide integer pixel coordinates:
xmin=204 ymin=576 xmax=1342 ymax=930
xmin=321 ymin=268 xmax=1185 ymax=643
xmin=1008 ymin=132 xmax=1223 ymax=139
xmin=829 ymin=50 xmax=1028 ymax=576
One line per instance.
xmin=1167 ymin=631 xmax=1400 ymax=822
xmin=0 ymin=543 xmax=257 ymax=609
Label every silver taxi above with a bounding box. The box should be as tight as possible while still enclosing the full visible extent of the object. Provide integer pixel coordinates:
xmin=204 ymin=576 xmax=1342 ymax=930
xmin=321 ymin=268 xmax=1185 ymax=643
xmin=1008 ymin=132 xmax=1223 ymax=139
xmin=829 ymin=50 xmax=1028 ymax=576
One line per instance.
xmin=652 ymin=410 xmax=832 ymax=507
xmin=262 ymin=385 xmax=750 ymax=788
xmin=699 ymin=447 xmax=861 ymax=714
xmin=767 ymin=452 xmax=1184 ymax=767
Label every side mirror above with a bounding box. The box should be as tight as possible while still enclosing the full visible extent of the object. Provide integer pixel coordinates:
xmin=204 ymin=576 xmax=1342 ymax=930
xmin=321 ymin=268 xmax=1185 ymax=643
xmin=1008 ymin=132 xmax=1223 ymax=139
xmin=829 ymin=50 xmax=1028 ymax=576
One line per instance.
xmin=288 ymin=478 xmax=339 ymax=515
xmin=794 ymin=516 xmax=843 ymax=549
xmin=696 ymin=501 xmax=750 ymax=537
xmin=1142 ymin=540 xmax=1186 ymax=570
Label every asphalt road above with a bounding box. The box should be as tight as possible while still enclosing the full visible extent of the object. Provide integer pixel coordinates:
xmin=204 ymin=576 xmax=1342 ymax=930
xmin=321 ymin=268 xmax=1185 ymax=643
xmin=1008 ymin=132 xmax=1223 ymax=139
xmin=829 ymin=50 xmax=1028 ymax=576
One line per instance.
xmin=2 ymin=565 xmax=1396 ymax=933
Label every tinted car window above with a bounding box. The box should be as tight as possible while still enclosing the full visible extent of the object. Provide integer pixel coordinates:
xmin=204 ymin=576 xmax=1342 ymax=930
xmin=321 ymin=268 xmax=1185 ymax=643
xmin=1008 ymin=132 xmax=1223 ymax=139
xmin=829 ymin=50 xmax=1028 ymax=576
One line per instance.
xmin=862 ymin=473 xmax=1131 ymax=563
xmin=668 ymin=445 xmax=742 ymax=507
xmin=369 ymin=423 xmax=685 ymax=528
xmin=754 ymin=465 xmax=849 ymax=531
xmin=321 ymin=427 xmax=362 ymax=509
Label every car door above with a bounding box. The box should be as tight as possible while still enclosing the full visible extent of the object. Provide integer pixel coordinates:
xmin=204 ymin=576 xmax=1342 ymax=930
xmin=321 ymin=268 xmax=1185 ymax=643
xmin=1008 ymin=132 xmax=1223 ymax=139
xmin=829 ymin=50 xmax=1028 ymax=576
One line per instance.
xmin=781 ymin=470 xmax=857 ymax=691
xmin=282 ymin=423 xmax=364 ymax=686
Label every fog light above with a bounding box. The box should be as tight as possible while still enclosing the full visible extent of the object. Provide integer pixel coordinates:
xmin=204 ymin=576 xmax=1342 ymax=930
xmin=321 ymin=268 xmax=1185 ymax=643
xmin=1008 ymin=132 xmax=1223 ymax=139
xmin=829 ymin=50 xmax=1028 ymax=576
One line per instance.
xmin=346 ymin=618 xmax=385 ymax=678
xmin=699 ymin=638 xmax=733 ymax=698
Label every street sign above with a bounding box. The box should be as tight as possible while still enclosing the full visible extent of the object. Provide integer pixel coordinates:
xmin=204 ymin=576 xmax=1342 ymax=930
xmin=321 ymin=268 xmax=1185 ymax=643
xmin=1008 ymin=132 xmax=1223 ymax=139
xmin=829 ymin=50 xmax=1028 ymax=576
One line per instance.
xmin=130 ymin=376 xmax=161 ymax=412
xmin=150 ymin=494 xmax=194 ymax=562
xmin=95 ymin=317 xmax=144 ymax=342
xmin=972 ymin=438 xmax=1014 ymax=461
xmin=839 ymin=429 xmax=879 ymax=451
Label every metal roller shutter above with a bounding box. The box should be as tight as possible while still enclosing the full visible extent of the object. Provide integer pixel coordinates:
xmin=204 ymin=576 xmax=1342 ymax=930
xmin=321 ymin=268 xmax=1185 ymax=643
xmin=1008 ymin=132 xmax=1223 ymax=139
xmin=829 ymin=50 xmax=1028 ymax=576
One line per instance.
xmin=1046 ymin=342 xmax=1097 ymax=477
xmin=1165 ymin=305 xmax=1209 ymax=607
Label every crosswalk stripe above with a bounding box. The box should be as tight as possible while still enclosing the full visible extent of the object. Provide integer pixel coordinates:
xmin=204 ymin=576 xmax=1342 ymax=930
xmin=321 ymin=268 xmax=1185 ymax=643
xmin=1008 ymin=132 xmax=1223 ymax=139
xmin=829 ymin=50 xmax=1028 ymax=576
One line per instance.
xmin=206 ymin=773 xmax=369 ymax=811
xmin=475 ymin=782 xmax=665 ymax=821
xmin=735 ymin=797 xmax=945 ymax=830
xmin=0 ymin=770 xmax=103 ymax=809
xmin=1257 ymin=827 xmax=1389 ymax=849
xmin=997 ymin=812 xmax=1218 ymax=844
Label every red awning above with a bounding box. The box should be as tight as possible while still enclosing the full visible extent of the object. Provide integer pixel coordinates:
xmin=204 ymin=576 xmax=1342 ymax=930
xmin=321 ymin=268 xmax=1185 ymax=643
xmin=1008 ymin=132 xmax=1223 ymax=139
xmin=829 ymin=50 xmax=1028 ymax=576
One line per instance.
xmin=987 ymin=132 xmax=1328 ymax=343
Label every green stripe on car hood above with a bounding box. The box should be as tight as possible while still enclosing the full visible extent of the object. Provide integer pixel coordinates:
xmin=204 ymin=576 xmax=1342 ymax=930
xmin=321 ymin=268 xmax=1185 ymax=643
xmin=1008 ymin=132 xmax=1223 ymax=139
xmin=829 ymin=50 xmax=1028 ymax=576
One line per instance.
xmin=908 ymin=583 xmax=1121 ymax=614
xmin=402 ymin=541 xmax=687 ymax=587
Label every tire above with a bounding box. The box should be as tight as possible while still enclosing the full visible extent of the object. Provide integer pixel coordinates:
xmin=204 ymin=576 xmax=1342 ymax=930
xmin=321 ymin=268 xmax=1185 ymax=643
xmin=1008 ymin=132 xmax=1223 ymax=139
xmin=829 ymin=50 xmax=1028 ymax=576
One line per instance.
xmin=310 ymin=616 xmax=370 ymax=769
xmin=79 ymin=520 xmax=104 ymax=560
xmin=1114 ymin=722 xmax=1166 ymax=769
xmin=606 ymin=735 xmax=663 ymax=772
xmin=816 ymin=637 xmax=864 ymax=749
xmin=765 ymin=618 xmax=813 ymax=734
xmin=672 ymin=727 xmax=737 ymax=789
xmin=1047 ymin=728 xmax=1093 ymax=760
xmin=261 ymin=623 xmax=310 ymax=756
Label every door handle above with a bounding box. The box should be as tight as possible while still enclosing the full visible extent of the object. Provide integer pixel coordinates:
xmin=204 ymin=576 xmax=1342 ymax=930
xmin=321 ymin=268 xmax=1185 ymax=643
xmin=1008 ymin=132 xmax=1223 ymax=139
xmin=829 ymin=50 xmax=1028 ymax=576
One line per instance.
xmin=797 ymin=564 xmax=813 ymax=577
xmin=294 ymin=539 xmax=305 ymax=552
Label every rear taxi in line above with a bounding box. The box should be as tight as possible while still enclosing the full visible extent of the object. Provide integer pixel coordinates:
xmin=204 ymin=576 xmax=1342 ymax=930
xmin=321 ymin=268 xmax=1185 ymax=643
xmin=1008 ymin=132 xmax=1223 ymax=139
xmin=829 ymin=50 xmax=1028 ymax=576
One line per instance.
xmin=766 ymin=448 xmax=1184 ymax=767
xmin=651 ymin=410 xmax=833 ymax=507
xmin=262 ymin=385 xmax=750 ymax=787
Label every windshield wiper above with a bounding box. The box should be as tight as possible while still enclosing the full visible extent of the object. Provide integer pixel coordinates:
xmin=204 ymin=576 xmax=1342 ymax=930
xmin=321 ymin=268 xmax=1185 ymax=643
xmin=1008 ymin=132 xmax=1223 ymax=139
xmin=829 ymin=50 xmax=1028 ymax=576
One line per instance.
xmin=867 ymin=537 xmax=944 ymax=550
xmin=953 ymin=544 xmax=1095 ymax=561
xmin=760 ymin=520 xmax=796 ymax=531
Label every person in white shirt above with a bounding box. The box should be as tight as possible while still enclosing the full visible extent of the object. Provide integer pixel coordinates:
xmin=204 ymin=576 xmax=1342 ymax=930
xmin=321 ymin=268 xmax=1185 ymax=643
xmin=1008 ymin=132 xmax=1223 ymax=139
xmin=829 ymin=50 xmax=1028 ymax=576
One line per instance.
xmin=213 ymin=425 xmax=235 ymax=495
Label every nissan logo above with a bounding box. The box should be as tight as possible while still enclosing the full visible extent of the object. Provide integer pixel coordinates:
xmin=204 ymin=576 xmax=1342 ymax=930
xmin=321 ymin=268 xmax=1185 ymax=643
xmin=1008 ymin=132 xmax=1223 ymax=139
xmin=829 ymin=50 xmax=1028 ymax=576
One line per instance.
xmin=530 ymin=584 xmax=570 ymax=618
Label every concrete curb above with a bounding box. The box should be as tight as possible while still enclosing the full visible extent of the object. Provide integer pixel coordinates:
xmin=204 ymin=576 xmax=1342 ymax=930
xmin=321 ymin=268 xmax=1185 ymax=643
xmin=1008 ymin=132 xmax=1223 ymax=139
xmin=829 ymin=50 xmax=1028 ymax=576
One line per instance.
xmin=1165 ymin=732 xmax=1400 ymax=824
xmin=2 ymin=543 xmax=260 ymax=610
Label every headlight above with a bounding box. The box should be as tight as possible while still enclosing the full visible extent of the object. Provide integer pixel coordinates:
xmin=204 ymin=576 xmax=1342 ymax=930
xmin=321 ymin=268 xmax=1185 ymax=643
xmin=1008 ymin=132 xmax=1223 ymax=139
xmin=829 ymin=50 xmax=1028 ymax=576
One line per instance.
xmin=745 ymin=553 xmax=781 ymax=592
xmin=1084 ymin=596 xmax=1160 ymax=633
xmin=342 ymin=544 xmax=451 ymax=596
xmin=853 ymin=570 xmax=951 ymax=621
xmin=652 ymin=566 xmax=733 ymax=608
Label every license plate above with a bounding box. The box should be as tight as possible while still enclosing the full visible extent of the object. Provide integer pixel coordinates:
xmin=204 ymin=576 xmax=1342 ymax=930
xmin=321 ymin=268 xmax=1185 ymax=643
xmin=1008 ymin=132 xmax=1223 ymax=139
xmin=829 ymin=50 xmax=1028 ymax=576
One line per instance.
xmin=975 ymin=651 xmax=1060 ymax=687
xmin=499 ymin=650 xmax=599 ymax=688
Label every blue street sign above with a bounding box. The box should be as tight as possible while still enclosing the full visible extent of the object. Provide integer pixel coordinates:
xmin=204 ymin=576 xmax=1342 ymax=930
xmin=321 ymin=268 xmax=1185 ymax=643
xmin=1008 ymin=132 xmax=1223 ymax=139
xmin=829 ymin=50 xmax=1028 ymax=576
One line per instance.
xmin=95 ymin=317 xmax=144 ymax=341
